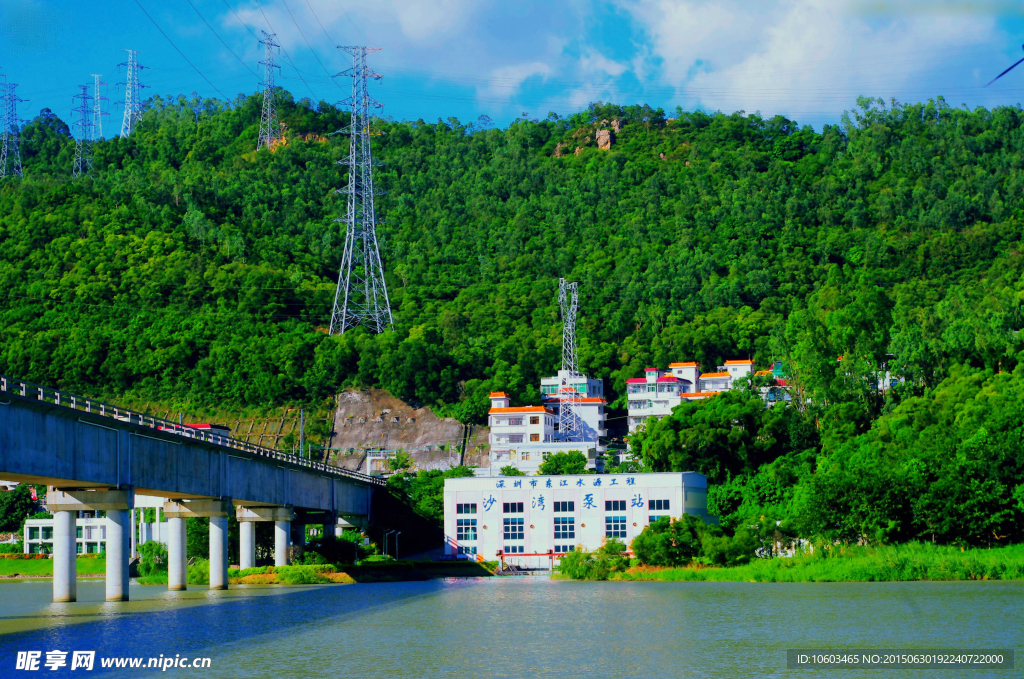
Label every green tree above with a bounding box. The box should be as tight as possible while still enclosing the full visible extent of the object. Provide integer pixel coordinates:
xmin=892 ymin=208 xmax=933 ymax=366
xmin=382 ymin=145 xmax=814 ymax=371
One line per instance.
xmin=537 ymin=451 xmax=589 ymax=475
xmin=499 ymin=465 xmax=527 ymax=476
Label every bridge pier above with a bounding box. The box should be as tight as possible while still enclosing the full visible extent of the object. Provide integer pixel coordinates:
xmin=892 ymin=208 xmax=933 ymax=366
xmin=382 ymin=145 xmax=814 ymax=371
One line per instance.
xmin=167 ymin=517 xmax=187 ymax=590
xmin=47 ymin=488 xmax=134 ymax=602
xmin=275 ymin=519 xmax=291 ymax=566
xmin=236 ymin=506 xmax=293 ymax=569
xmin=52 ymin=510 xmax=77 ymax=602
xmin=165 ymin=499 xmax=233 ymax=590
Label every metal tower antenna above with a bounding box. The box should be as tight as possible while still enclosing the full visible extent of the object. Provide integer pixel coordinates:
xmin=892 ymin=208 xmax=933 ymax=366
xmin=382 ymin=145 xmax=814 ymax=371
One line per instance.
xmin=0 ymin=80 xmax=8 ymax=179
xmin=257 ymin=31 xmax=282 ymax=150
xmin=557 ymin=278 xmax=583 ymax=442
xmin=71 ymin=84 xmax=94 ymax=179
xmin=328 ymin=46 xmax=393 ymax=335
xmin=117 ymin=49 xmax=148 ymax=138
xmin=91 ymin=74 xmax=109 ymax=140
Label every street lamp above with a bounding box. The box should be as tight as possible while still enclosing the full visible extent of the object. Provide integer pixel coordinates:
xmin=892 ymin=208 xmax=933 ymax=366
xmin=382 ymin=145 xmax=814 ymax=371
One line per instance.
xmin=383 ymin=530 xmax=395 ymax=557
xmin=394 ymin=531 xmax=402 ymax=560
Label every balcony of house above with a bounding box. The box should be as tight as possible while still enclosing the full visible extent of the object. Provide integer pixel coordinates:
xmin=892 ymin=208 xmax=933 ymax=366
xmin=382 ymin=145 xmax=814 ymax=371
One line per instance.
xmin=628 ymin=400 xmax=653 ymax=411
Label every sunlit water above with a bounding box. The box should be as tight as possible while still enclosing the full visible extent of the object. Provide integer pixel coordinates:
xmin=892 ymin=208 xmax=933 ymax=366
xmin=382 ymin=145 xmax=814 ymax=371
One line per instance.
xmin=0 ymin=578 xmax=1021 ymax=678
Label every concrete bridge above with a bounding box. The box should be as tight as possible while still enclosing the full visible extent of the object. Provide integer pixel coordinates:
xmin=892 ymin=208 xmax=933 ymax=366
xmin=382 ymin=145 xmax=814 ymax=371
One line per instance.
xmin=0 ymin=375 xmax=386 ymax=602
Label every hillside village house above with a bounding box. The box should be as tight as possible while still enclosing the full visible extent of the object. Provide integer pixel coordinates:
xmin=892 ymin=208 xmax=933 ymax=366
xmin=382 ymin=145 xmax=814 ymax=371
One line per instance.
xmin=626 ymin=359 xmax=763 ymax=434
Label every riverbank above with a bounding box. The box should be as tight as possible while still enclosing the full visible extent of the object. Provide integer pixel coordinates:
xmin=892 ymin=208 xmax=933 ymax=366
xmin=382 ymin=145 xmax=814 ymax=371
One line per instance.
xmin=582 ymin=543 xmax=1024 ymax=583
xmin=0 ymin=556 xmax=107 ymax=578
xmin=134 ymin=560 xmax=498 ymax=585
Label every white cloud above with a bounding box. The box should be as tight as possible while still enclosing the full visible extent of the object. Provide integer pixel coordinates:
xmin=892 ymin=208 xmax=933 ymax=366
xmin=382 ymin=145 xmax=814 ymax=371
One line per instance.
xmin=617 ymin=0 xmax=1000 ymax=121
xmin=482 ymin=62 xmax=552 ymax=100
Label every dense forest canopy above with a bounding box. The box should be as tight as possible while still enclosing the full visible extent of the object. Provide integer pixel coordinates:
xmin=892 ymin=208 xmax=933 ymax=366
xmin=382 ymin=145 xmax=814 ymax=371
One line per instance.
xmin=1 ymin=91 xmax=1022 ymax=545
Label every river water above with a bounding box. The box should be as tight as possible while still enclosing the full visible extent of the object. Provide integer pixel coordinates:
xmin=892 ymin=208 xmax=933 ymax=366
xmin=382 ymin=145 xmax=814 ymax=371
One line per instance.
xmin=0 ymin=578 xmax=1021 ymax=678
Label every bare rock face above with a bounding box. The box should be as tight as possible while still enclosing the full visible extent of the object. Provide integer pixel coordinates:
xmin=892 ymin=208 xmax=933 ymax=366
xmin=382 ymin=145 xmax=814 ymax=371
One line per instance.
xmin=574 ymin=146 xmax=582 ymax=156
xmin=659 ymin=152 xmax=666 ymax=160
xmin=612 ymin=119 xmax=623 ymax=133
xmin=555 ymin=141 xmax=568 ymax=158
xmin=596 ymin=129 xmax=614 ymax=150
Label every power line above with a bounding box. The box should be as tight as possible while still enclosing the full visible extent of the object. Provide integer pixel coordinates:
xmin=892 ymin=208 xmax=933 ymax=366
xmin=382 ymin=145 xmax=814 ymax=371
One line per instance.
xmin=184 ymin=0 xmax=259 ymax=77
xmin=280 ymin=0 xmax=342 ymax=89
xmin=220 ymin=0 xmax=259 ymax=40
xmin=252 ymin=0 xmax=317 ymax=99
xmin=131 ymin=0 xmax=228 ymax=100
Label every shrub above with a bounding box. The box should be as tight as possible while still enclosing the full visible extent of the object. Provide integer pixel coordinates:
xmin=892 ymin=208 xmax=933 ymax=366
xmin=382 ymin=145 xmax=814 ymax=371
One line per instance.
xmin=138 ymin=540 xmax=168 ymax=576
xmin=187 ymin=558 xmax=209 ymax=585
xmin=558 ymin=538 xmax=629 ymax=580
xmin=0 ymin=543 xmax=21 ymax=554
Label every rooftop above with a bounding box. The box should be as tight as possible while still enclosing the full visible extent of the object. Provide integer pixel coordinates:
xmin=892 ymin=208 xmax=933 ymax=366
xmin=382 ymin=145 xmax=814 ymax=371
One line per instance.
xmin=724 ymin=359 xmax=754 ymax=365
xmin=489 ymin=406 xmax=554 ymax=415
xmin=699 ymin=372 xmax=730 ymax=378
xmin=669 ymin=362 xmax=699 ymax=367
xmin=656 ymin=375 xmax=678 ymax=382
xmin=488 ymin=392 xmax=508 ymax=398
xmin=541 ymin=396 xmax=608 ymax=404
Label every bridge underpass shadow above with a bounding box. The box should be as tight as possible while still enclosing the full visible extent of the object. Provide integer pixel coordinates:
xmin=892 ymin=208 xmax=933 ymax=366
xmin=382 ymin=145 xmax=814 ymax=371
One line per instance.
xmin=0 ymin=579 xmax=449 ymax=674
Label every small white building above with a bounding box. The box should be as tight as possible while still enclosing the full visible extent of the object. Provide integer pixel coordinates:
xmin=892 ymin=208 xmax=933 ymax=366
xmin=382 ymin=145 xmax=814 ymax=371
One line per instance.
xmin=627 ymin=360 xmax=757 ymax=434
xmin=540 ymin=370 xmax=608 ymax=452
xmin=486 ymin=393 xmax=601 ymax=474
xmin=24 ymin=515 xmax=110 ymax=554
xmin=443 ymin=471 xmax=712 ymax=568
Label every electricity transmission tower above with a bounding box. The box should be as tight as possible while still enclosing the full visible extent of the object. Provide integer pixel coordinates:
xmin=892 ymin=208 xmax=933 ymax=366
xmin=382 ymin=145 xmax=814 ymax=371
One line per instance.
xmin=91 ymin=74 xmax=109 ymax=140
xmin=257 ymin=31 xmax=282 ymax=150
xmin=557 ymin=278 xmax=583 ymax=442
xmin=117 ymin=49 xmax=147 ymax=138
xmin=328 ymin=46 xmax=393 ymax=335
xmin=71 ymin=84 xmax=94 ymax=179
xmin=0 ymin=77 xmax=25 ymax=179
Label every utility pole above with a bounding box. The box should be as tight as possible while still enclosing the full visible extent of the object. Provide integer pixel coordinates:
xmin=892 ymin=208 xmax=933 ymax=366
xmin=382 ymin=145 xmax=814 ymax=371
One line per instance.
xmin=558 ymin=279 xmax=583 ymax=442
xmin=117 ymin=49 xmax=148 ymax=138
xmin=328 ymin=46 xmax=393 ymax=335
xmin=71 ymin=84 xmax=94 ymax=179
xmin=299 ymin=409 xmax=305 ymax=459
xmin=91 ymin=74 xmax=109 ymax=140
xmin=257 ymin=31 xmax=282 ymax=150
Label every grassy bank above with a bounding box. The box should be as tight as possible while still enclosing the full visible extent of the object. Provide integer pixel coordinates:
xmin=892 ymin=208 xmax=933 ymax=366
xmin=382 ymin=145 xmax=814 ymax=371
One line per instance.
xmin=134 ymin=560 xmax=497 ymax=586
xmin=0 ymin=556 xmax=108 ymax=578
xmin=606 ymin=544 xmax=1024 ymax=583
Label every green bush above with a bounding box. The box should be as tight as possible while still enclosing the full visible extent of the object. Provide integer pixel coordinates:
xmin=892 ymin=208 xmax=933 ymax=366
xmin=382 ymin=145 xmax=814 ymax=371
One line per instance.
xmin=187 ymin=558 xmax=209 ymax=585
xmin=0 ymin=543 xmax=21 ymax=554
xmin=138 ymin=540 xmax=168 ymax=576
xmin=557 ymin=538 xmax=629 ymax=580
xmin=630 ymin=515 xmax=758 ymax=568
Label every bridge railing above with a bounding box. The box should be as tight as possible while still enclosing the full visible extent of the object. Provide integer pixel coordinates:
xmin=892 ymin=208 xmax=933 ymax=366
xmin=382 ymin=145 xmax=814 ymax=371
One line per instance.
xmin=0 ymin=375 xmax=386 ymax=487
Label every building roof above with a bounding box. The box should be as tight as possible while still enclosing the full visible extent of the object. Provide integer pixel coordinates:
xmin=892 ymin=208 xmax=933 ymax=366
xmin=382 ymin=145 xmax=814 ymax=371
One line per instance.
xmin=644 ymin=367 xmax=660 ymax=372
xmin=185 ymin=423 xmax=230 ymax=431
xmin=754 ymin=369 xmax=772 ymax=376
xmin=625 ymin=378 xmax=647 ymax=384
xmin=699 ymin=372 xmax=730 ymax=378
xmin=489 ymin=406 xmax=554 ymax=415
xmin=488 ymin=392 xmax=509 ymax=398
xmin=724 ymin=359 xmax=754 ymax=365
xmin=656 ymin=375 xmax=678 ymax=382
xmin=669 ymin=361 xmax=699 ymax=367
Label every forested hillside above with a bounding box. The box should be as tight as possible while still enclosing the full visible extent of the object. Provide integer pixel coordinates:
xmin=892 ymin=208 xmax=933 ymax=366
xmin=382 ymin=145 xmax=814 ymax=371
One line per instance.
xmin=1 ymin=92 xmax=1022 ymax=545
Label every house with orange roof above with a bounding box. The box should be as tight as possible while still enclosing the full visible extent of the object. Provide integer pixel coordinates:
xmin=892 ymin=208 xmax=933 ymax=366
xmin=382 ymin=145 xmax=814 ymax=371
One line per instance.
xmin=486 ymin=392 xmax=599 ymax=474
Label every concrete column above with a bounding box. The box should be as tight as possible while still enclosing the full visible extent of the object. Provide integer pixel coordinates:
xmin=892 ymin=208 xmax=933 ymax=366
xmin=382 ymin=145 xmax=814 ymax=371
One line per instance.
xmin=167 ymin=517 xmax=187 ymax=591
xmin=53 ymin=510 xmax=77 ymax=603
xmin=209 ymin=516 xmax=228 ymax=590
xmin=105 ymin=509 xmax=130 ymax=601
xmin=274 ymin=520 xmax=291 ymax=566
xmin=239 ymin=521 xmax=255 ymax=570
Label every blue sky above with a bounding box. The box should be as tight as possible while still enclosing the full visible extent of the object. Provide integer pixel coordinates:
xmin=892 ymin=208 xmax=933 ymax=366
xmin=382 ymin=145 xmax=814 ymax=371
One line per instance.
xmin=0 ymin=0 xmax=1022 ymax=136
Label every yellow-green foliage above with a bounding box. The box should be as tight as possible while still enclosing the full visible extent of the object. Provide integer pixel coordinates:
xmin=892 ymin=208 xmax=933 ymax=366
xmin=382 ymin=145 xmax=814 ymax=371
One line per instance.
xmin=615 ymin=543 xmax=1024 ymax=582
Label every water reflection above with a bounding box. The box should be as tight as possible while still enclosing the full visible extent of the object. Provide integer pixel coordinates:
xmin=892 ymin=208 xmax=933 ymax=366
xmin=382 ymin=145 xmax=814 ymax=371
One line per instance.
xmin=0 ymin=579 xmax=1020 ymax=678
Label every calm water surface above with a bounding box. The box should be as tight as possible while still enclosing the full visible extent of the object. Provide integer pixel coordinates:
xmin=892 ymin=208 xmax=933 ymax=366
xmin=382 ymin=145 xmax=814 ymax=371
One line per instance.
xmin=0 ymin=577 xmax=1021 ymax=678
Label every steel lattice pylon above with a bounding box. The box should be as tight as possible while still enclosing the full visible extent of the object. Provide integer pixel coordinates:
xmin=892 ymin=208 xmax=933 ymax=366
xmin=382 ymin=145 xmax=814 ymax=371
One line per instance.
xmin=558 ymin=278 xmax=584 ymax=442
xmin=71 ymin=84 xmax=94 ymax=179
xmin=257 ymin=31 xmax=282 ymax=151
xmin=91 ymin=74 xmax=108 ymax=140
xmin=0 ymin=79 xmax=25 ymax=179
xmin=328 ymin=46 xmax=393 ymax=335
xmin=118 ymin=49 xmax=147 ymax=138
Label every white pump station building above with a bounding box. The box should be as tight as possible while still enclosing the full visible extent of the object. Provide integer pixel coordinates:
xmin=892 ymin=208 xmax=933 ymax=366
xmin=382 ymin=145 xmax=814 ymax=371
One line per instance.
xmin=443 ymin=471 xmax=712 ymax=568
